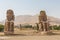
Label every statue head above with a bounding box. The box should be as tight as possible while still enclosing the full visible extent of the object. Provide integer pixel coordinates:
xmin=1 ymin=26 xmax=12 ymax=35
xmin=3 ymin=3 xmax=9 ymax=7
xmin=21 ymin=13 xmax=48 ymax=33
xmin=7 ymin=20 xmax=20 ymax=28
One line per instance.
xmin=7 ymin=9 xmax=14 ymax=16
xmin=6 ymin=9 xmax=14 ymax=21
xmin=39 ymin=10 xmax=47 ymax=21
xmin=40 ymin=10 xmax=46 ymax=16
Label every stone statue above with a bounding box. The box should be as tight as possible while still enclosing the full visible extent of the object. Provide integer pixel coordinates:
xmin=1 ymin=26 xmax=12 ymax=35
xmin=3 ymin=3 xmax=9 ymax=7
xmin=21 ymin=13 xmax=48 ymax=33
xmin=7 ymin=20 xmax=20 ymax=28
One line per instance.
xmin=39 ymin=10 xmax=49 ymax=31
xmin=4 ymin=9 xmax=15 ymax=35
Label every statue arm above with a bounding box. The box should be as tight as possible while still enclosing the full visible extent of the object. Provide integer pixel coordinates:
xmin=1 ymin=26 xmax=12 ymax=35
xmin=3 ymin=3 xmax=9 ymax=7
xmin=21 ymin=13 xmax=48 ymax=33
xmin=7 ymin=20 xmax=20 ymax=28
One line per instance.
xmin=13 ymin=15 xmax=15 ymax=21
xmin=39 ymin=16 xmax=41 ymax=23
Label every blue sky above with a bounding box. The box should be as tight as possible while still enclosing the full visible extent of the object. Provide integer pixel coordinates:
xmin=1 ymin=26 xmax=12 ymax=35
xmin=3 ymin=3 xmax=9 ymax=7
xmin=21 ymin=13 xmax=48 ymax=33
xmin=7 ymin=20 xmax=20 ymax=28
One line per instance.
xmin=0 ymin=0 xmax=60 ymax=21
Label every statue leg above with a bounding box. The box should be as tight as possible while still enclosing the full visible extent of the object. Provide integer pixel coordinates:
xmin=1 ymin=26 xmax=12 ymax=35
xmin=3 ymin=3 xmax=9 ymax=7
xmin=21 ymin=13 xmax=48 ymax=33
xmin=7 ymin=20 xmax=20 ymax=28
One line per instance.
xmin=43 ymin=22 xmax=48 ymax=31
xmin=41 ymin=23 xmax=44 ymax=31
xmin=10 ymin=22 xmax=14 ymax=34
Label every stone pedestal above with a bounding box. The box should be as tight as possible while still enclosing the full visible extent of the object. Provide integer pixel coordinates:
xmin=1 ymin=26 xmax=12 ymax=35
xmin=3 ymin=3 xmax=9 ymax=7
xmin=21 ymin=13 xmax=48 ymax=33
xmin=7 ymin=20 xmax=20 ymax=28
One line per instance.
xmin=40 ymin=31 xmax=52 ymax=35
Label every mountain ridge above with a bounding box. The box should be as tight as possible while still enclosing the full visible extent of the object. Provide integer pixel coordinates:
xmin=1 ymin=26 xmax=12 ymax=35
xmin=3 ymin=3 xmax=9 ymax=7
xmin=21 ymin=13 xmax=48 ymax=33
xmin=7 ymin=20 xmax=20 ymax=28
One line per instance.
xmin=14 ymin=15 xmax=60 ymax=26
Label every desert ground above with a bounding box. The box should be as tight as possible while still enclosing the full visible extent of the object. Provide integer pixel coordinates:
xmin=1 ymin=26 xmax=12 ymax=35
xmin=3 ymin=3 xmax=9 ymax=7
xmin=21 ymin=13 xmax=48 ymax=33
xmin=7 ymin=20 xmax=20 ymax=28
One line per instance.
xmin=0 ymin=28 xmax=60 ymax=40
xmin=0 ymin=35 xmax=60 ymax=40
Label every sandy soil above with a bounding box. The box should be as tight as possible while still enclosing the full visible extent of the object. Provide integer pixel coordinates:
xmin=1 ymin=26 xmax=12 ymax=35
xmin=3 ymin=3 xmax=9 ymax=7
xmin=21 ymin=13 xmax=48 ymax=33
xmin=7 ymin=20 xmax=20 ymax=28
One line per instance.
xmin=0 ymin=28 xmax=60 ymax=40
xmin=0 ymin=36 xmax=60 ymax=40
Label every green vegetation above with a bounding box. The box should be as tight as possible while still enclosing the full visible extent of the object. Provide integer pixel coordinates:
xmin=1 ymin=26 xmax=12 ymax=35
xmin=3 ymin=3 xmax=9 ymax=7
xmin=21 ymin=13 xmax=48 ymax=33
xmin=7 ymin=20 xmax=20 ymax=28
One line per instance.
xmin=33 ymin=25 xmax=60 ymax=30
xmin=20 ymin=24 xmax=32 ymax=28
xmin=23 ymin=24 xmax=32 ymax=28
xmin=49 ymin=25 xmax=60 ymax=30
xmin=0 ymin=24 xmax=4 ymax=32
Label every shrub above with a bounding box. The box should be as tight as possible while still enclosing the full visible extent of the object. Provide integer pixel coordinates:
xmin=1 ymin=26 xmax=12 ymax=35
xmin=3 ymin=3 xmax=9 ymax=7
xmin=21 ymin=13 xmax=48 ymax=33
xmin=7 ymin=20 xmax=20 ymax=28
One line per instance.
xmin=0 ymin=24 xmax=4 ymax=32
xmin=21 ymin=24 xmax=32 ymax=28
xmin=49 ymin=25 xmax=60 ymax=30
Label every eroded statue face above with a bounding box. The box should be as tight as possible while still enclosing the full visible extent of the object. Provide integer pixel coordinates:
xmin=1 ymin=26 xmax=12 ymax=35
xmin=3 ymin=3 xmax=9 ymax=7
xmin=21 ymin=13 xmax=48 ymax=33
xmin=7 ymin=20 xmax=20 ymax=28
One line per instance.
xmin=7 ymin=9 xmax=14 ymax=21
xmin=39 ymin=10 xmax=47 ymax=21
xmin=7 ymin=9 xmax=13 ymax=16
